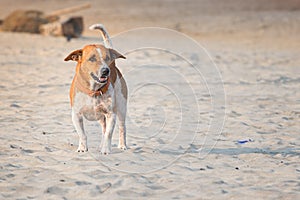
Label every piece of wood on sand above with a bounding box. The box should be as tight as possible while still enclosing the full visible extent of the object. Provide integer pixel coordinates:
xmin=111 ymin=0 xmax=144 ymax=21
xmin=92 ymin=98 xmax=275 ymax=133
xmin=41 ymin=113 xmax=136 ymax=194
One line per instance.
xmin=40 ymin=3 xmax=90 ymax=38
xmin=47 ymin=3 xmax=91 ymax=17
xmin=1 ymin=3 xmax=90 ymax=38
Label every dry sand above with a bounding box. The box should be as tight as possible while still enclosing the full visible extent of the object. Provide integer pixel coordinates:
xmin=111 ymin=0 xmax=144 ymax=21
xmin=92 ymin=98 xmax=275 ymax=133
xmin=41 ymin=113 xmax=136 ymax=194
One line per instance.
xmin=0 ymin=0 xmax=299 ymax=199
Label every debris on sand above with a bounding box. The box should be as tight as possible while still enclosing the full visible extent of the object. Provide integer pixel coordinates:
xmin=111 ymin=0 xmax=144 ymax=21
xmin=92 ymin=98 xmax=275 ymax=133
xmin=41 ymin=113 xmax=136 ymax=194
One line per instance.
xmin=1 ymin=10 xmax=53 ymax=33
xmin=0 ymin=3 xmax=90 ymax=40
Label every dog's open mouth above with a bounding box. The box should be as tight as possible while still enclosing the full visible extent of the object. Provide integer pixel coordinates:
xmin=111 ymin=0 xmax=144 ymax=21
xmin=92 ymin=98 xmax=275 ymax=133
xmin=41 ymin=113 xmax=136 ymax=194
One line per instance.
xmin=90 ymin=72 xmax=108 ymax=84
xmin=99 ymin=76 xmax=108 ymax=83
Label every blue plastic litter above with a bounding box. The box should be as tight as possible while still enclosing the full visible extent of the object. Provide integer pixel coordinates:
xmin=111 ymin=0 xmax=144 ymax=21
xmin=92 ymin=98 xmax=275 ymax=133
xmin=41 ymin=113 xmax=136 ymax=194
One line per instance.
xmin=237 ymin=139 xmax=253 ymax=144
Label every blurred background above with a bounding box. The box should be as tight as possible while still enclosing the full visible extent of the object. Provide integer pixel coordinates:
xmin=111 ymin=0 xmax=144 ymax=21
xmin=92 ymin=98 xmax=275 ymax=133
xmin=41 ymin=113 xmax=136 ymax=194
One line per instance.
xmin=1 ymin=0 xmax=299 ymax=45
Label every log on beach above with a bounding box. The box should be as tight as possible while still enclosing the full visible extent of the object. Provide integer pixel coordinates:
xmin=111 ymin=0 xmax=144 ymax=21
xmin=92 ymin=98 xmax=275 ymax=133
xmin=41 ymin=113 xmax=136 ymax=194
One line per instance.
xmin=1 ymin=10 xmax=51 ymax=33
xmin=48 ymin=3 xmax=91 ymax=17
xmin=0 ymin=3 xmax=90 ymax=37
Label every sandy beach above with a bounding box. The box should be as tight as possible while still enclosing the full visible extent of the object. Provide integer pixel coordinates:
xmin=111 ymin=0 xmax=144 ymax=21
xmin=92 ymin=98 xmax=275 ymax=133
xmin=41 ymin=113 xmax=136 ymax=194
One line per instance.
xmin=0 ymin=0 xmax=299 ymax=199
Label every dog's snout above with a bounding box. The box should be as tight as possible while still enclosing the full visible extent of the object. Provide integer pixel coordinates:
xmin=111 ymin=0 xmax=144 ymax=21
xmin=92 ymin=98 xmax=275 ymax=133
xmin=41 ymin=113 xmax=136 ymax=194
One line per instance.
xmin=101 ymin=68 xmax=110 ymax=76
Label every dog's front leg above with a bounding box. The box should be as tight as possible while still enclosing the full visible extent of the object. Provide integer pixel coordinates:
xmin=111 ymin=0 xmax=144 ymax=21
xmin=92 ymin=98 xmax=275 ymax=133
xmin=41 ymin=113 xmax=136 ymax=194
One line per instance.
xmin=100 ymin=113 xmax=116 ymax=154
xmin=72 ymin=110 xmax=88 ymax=152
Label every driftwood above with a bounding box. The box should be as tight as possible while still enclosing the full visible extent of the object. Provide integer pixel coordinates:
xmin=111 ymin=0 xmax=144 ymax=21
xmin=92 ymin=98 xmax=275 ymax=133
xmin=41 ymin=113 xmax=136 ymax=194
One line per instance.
xmin=1 ymin=10 xmax=50 ymax=33
xmin=1 ymin=3 xmax=90 ymax=39
xmin=48 ymin=3 xmax=91 ymax=17
xmin=39 ymin=21 xmax=63 ymax=36
xmin=40 ymin=16 xmax=84 ymax=40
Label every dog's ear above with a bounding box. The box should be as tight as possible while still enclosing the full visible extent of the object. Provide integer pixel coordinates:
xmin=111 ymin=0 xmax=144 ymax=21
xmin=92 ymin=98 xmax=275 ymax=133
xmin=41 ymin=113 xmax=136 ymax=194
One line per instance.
xmin=109 ymin=48 xmax=126 ymax=60
xmin=64 ymin=49 xmax=83 ymax=62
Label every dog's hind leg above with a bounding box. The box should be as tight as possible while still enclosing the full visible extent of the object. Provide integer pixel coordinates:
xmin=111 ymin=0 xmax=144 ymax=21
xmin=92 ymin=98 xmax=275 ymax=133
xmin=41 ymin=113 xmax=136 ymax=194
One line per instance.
xmin=117 ymin=110 xmax=127 ymax=150
xmin=72 ymin=110 xmax=88 ymax=152
xmin=115 ymin=75 xmax=128 ymax=150
xmin=116 ymin=94 xmax=127 ymax=150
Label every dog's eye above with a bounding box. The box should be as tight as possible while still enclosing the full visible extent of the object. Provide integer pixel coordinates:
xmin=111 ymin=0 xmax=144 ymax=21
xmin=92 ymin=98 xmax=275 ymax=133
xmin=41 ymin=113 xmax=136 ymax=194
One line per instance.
xmin=104 ymin=56 xmax=110 ymax=62
xmin=88 ymin=54 xmax=97 ymax=62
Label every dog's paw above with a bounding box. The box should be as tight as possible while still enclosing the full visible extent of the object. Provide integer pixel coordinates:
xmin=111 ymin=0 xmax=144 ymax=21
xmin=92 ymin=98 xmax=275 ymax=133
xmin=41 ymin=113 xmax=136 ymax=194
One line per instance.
xmin=118 ymin=144 xmax=127 ymax=150
xmin=100 ymin=148 xmax=111 ymax=155
xmin=100 ymin=145 xmax=111 ymax=155
xmin=100 ymin=139 xmax=112 ymax=155
xmin=77 ymin=143 xmax=88 ymax=152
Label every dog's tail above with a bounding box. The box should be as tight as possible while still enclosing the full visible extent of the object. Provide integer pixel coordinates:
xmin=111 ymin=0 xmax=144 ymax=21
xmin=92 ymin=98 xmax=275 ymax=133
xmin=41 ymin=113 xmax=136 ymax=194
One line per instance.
xmin=89 ymin=24 xmax=113 ymax=48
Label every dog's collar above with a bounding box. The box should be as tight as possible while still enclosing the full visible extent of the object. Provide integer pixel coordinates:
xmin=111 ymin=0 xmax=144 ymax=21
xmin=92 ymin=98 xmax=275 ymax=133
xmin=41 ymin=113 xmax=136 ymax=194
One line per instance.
xmin=75 ymin=78 xmax=110 ymax=97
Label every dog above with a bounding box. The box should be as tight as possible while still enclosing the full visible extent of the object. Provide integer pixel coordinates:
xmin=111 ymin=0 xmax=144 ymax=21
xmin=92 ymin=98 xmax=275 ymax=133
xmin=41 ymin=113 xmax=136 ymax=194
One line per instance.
xmin=64 ymin=24 xmax=127 ymax=154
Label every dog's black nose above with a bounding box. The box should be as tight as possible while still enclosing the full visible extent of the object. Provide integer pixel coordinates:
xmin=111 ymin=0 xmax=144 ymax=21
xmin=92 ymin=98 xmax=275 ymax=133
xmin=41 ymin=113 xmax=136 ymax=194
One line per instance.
xmin=101 ymin=68 xmax=109 ymax=76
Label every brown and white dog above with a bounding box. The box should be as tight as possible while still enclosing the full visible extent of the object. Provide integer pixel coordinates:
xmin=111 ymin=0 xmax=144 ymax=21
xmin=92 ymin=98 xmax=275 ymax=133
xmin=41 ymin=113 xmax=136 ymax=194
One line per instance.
xmin=64 ymin=24 xmax=127 ymax=154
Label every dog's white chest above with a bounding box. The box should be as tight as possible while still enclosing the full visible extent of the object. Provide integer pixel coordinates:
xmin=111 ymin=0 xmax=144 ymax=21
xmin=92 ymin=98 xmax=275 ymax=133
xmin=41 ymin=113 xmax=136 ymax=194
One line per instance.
xmin=74 ymin=89 xmax=114 ymax=121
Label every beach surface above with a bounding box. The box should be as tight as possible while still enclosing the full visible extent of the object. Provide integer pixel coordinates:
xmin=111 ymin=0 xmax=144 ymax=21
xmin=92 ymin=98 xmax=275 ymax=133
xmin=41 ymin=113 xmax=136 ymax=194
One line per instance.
xmin=0 ymin=0 xmax=299 ymax=199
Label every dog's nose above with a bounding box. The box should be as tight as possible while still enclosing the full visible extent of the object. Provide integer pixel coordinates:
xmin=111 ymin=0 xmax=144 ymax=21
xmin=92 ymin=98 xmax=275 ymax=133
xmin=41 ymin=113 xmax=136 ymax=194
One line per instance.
xmin=101 ymin=68 xmax=109 ymax=76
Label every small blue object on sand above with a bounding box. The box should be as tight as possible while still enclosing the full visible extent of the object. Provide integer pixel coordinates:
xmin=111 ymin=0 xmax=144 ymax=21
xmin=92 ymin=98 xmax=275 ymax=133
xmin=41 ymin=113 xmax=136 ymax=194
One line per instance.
xmin=237 ymin=139 xmax=253 ymax=144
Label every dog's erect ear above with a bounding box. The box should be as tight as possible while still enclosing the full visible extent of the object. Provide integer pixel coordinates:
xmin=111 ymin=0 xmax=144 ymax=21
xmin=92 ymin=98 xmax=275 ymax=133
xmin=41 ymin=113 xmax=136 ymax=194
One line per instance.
xmin=64 ymin=49 xmax=83 ymax=62
xmin=109 ymin=48 xmax=126 ymax=60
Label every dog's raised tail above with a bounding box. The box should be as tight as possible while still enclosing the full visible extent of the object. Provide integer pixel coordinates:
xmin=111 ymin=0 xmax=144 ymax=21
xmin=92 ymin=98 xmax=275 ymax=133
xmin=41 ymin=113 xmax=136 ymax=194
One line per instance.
xmin=89 ymin=24 xmax=113 ymax=48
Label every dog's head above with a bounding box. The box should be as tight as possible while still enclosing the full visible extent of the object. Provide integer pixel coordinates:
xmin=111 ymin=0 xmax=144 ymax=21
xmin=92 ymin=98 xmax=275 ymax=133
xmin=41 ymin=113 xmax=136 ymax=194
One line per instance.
xmin=64 ymin=44 xmax=125 ymax=86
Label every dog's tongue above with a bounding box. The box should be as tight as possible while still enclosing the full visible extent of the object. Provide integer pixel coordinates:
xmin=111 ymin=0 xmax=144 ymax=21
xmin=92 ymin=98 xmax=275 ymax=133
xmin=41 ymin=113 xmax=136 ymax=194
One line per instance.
xmin=100 ymin=77 xmax=107 ymax=82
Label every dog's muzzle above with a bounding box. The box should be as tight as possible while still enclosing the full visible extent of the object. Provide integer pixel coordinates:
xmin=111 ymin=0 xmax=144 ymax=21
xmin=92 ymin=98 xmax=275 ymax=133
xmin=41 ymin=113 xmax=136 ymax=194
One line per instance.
xmin=100 ymin=68 xmax=110 ymax=82
xmin=90 ymin=67 xmax=110 ymax=85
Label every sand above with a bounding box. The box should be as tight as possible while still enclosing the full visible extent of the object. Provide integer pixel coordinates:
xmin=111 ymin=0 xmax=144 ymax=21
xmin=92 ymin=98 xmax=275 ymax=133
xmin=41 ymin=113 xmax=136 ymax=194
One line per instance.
xmin=0 ymin=0 xmax=299 ymax=199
